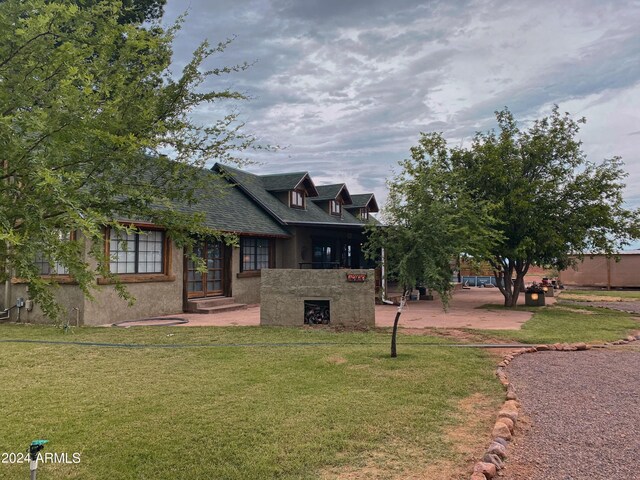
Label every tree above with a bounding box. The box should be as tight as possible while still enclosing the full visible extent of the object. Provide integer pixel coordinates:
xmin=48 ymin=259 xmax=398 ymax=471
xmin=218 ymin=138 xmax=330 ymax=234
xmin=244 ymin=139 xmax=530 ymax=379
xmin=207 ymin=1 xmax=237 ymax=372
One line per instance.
xmin=0 ymin=0 xmax=255 ymax=319
xmin=79 ymin=0 xmax=167 ymax=24
xmin=371 ymin=107 xmax=639 ymax=309
xmin=457 ymin=107 xmax=638 ymax=306
xmin=365 ymin=133 xmax=500 ymax=304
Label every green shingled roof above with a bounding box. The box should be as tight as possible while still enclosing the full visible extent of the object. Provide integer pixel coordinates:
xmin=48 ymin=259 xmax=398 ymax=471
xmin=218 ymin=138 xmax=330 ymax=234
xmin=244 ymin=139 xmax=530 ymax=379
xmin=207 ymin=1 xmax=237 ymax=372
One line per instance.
xmin=346 ymin=193 xmax=379 ymax=212
xmin=214 ymin=164 xmax=374 ymax=228
xmin=261 ymin=172 xmax=307 ymax=191
xmin=175 ymin=168 xmax=290 ymax=237
xmin=313 ymin=184 xmax=352 ymax=204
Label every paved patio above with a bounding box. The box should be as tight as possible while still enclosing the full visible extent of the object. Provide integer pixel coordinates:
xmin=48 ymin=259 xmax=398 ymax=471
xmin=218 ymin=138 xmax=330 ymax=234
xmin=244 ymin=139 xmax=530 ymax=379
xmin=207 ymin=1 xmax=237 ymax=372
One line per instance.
xmin=118 ymin=288 xmax=555 ymax=329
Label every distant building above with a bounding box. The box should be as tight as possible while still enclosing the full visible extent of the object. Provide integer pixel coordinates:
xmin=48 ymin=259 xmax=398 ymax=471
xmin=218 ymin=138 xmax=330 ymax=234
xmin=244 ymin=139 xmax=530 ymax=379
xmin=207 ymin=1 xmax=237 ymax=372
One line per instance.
xmin=559 ymin=251 xmax=640 ymax=288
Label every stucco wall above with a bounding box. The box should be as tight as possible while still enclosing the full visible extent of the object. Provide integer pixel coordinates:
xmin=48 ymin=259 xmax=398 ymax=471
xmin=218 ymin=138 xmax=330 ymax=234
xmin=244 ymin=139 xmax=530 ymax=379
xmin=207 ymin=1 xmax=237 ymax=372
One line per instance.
xmin=559 ymin=255 xmax=640 ymax=288
xmin=83 ymin=243 xmax=184 ymax=325
xmin=9 ymin=283 xmax=86 ymax=325
xmin=8 ymin=238 xmax=184 ymax=326
xmin=231 ymin=247 xmax=261 ymax=305
xmin=260 ymin=269 xmax=375 ymax=327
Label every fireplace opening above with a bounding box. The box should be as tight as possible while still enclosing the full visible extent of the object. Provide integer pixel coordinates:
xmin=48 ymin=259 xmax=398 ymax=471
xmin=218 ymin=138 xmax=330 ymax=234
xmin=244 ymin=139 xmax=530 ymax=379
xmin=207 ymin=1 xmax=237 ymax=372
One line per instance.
xmin=304 ymin=300 xmax=330 ymax=325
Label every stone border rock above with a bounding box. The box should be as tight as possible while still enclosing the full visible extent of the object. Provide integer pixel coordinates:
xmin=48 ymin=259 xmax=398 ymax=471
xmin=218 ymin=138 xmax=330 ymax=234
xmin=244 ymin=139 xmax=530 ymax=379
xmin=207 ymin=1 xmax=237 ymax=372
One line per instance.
xmin=469 ymin=333 xmax=640 ymax=479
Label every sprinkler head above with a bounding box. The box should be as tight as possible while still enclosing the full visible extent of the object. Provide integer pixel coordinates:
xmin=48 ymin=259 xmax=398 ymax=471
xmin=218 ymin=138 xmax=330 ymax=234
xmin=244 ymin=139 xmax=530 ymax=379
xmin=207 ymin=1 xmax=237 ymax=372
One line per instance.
xmin=28 ymin=440 xmax=48 ymax=461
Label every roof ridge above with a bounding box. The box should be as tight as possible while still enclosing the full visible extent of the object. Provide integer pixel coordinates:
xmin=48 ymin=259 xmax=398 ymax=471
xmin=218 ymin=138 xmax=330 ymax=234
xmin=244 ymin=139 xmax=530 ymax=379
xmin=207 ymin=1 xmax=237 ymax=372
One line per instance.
xmin=259 ymin=171 xmax=309 ymax=178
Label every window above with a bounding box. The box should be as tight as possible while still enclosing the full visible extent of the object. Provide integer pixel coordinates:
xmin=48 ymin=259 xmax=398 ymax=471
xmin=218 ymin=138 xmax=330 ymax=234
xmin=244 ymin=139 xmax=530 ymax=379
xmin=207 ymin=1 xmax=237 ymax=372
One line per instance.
xmin=360 ymin=207 xmax=369 ymax=220
xmin=312 ymin=242 xmax=335 ymax=269
xmin=109 ymin=228 xmax=165 ymax=274
xmin=35 ymin=253 xmax=69 ymax=275
xmin=330 ymin=200 xmax=341 ymax=215
xmin=290 ymin=189 xmax=305 ymax=208
xmin=241 ymin=238 xmax=272 ymax=272
xmin=35 ymin=231 xmax=71 ymax=275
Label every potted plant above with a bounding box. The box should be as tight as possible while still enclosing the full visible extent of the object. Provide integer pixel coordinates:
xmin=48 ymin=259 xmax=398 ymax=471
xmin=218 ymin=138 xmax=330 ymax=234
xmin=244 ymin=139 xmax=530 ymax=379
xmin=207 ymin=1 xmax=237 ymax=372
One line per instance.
xmin=524 ymin=283 xmax=546 ymax=306
xmin=541 ymin=280 xmax=554 ymax=298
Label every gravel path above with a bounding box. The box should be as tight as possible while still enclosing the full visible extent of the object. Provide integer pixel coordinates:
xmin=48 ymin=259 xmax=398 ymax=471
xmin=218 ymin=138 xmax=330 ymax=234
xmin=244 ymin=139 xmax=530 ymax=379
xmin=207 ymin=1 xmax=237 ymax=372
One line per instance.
xmin=559 ymin=300 xmax=640 ymax=314
xmin=502 ymin=347 xmax=640 ymax=480
xmin=587 ymin=301 xmax=640 ymax=314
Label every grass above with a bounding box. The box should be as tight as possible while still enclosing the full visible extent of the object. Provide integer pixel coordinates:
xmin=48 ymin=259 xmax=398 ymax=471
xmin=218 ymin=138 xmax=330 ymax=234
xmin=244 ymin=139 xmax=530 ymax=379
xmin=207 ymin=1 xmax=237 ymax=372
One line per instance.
xmin=0 ymin=323 xmax=456 ymax=345
xmin=558 ymin=289 xmax=640 ymax=301
xmin=474 ymin=304 xmax=639 ymax=345
xmin=0 ymin=325 xmax=502 ymax=480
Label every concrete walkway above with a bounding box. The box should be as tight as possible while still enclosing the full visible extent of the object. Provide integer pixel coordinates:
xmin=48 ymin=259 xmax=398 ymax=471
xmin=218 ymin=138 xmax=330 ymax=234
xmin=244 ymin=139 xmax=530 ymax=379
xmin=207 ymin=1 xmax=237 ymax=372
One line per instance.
xmin=122 ymin=288 xmax=554 ymax=329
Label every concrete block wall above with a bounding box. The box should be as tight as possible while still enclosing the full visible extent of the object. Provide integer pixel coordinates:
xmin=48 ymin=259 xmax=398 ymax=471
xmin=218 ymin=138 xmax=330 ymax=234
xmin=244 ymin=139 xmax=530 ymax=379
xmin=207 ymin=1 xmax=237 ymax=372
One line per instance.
xmin=260 ymin=269 xmax=375 ymax=327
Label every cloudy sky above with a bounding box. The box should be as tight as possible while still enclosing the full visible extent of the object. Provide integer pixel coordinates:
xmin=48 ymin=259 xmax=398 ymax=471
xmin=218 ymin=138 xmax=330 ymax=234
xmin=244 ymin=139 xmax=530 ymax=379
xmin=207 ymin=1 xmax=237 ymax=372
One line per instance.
xmin=163 ymin=0 xmax=640 ymax=243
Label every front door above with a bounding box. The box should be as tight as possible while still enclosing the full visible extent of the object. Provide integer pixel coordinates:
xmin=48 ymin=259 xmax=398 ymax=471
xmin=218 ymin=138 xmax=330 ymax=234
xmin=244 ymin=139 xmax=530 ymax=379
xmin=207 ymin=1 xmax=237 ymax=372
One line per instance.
xmin=186 ymin=240 xmax=225 ymax=298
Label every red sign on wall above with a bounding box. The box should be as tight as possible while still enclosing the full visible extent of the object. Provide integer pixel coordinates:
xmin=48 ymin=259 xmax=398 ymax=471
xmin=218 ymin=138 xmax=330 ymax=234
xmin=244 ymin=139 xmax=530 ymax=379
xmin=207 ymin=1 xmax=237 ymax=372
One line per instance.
xmin=346 ymin=273 xmax=367 ymax=282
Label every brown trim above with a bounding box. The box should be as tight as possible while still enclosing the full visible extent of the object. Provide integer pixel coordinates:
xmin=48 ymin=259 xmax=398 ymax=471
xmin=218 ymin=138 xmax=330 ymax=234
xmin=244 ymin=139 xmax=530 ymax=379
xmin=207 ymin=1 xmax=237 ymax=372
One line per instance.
xmin=102 ymin=223 xmax=172 ymax=279
xmin=292 ymin=173 xmax=319 ymax=197
xmin=236 ymin=231 xmax=290 ymax=239
xmin=237 ymin=271 xmax=261 ymax=278
xmin=289 ymin=189 xmax=305 ymax=209
xmin=330 ymin=199 xmax=342 ymax=216
xmin=97 ymin=274 xmax=176 ymax=285
xmin=239 ymin=237 xmax=275 ymax=273
xmin=184 ymin=239 xmax=228 ymax=299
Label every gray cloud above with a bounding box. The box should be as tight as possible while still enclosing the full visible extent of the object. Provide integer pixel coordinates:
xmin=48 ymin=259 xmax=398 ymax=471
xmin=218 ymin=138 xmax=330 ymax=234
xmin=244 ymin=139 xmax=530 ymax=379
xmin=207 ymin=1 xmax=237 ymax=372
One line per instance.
xmin=163 ymin=0 xmax=640 ymax=247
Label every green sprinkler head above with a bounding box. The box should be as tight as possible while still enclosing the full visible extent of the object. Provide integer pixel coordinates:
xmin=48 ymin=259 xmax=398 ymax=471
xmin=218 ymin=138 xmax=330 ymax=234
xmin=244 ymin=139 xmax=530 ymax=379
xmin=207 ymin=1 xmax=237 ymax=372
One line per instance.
xmin=28 ymin=440 xmax=48 ymax=461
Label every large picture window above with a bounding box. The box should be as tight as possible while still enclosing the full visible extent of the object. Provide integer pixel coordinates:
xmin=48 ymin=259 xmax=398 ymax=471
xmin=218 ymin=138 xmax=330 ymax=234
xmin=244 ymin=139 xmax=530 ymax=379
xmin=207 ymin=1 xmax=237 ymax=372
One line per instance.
xmin=240 ymin=238 xmax=272 ymax=272
xmin=109 ymin=228 xmax=165 ymax=274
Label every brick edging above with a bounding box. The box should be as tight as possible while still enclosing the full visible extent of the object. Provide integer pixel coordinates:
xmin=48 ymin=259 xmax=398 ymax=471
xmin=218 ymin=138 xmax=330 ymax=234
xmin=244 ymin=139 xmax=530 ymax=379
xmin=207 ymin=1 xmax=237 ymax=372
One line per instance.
xmin=470 ymin=333 xmax=640 ymax=479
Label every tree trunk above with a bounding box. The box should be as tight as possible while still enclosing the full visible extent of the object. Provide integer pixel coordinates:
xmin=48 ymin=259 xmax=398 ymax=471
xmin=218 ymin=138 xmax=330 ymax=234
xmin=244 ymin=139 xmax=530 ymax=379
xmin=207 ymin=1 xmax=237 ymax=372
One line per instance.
xmin=390 ymin=310 xmax=401 ymax=358
xmin=390 ymin=291 xmax=409 ymax=358
xmin=508 ymin=260 xmax=530 ymax=307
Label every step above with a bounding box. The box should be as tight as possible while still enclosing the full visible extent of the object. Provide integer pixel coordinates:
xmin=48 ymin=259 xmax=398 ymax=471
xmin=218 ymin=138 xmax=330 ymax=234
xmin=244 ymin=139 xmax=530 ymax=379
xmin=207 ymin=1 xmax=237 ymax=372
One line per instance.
xmin=187 ymin=296 xmax=237 ymax=311
xmin=193 ymin=303 xmax=248 ymax=314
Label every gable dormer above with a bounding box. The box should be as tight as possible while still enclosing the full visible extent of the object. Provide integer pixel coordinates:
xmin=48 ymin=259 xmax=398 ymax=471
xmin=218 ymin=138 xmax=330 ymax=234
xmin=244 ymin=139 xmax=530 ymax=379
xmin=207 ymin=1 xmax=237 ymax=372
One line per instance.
xmin=260 ymin=172 xmax=318 ymax=209
xmin=345 ymin=193 xmax=379 ymax=221
xmin=312 ymin=184 xmax=353 ymax=217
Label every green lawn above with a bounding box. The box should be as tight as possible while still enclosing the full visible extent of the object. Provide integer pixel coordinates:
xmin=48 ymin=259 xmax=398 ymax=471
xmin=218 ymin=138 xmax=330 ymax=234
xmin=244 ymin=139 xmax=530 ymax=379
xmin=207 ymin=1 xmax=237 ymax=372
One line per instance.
xmin=474 ymin=304 xmax=640 ymax=345
xmin=0 ymin=326 xmax=501 ymax=480
xmin=558 ymin=289 xmax=640 ymax=300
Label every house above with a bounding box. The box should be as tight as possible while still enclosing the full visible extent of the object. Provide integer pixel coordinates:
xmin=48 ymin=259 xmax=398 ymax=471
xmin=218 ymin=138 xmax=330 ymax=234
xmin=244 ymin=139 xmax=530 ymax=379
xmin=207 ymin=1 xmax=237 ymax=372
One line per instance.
xmin=558 ymin=251 xmax=640 ymax=288
xmin=9 ymin=163 xmax=380 ymax=325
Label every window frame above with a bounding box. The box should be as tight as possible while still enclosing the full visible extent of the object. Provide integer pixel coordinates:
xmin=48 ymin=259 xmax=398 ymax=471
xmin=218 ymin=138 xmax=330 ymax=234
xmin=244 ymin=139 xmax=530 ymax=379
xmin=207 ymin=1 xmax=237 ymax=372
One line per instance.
xmin=239 ymin=237 xmax=274 ymax=273
xmin=289 ymin=189 xmax=305 ymax=209
xmin=35 ymin=231 xmax=75 ymax=277
xmin=329 ymin=199 xmax=342 ymax=216
xmin=360 ymin=207 xmax=369 ymax=220
xmin=100 ymin=224 xmax=174 ymax=284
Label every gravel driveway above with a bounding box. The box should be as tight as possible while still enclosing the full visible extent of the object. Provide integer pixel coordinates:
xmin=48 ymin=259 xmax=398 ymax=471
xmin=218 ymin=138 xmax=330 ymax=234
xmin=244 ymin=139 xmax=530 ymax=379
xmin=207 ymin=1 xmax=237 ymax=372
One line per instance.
xmin=586 ymin=301 xmax=640 ymax=314
xmin=502 ymin=347 xmax=640 ymax=480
